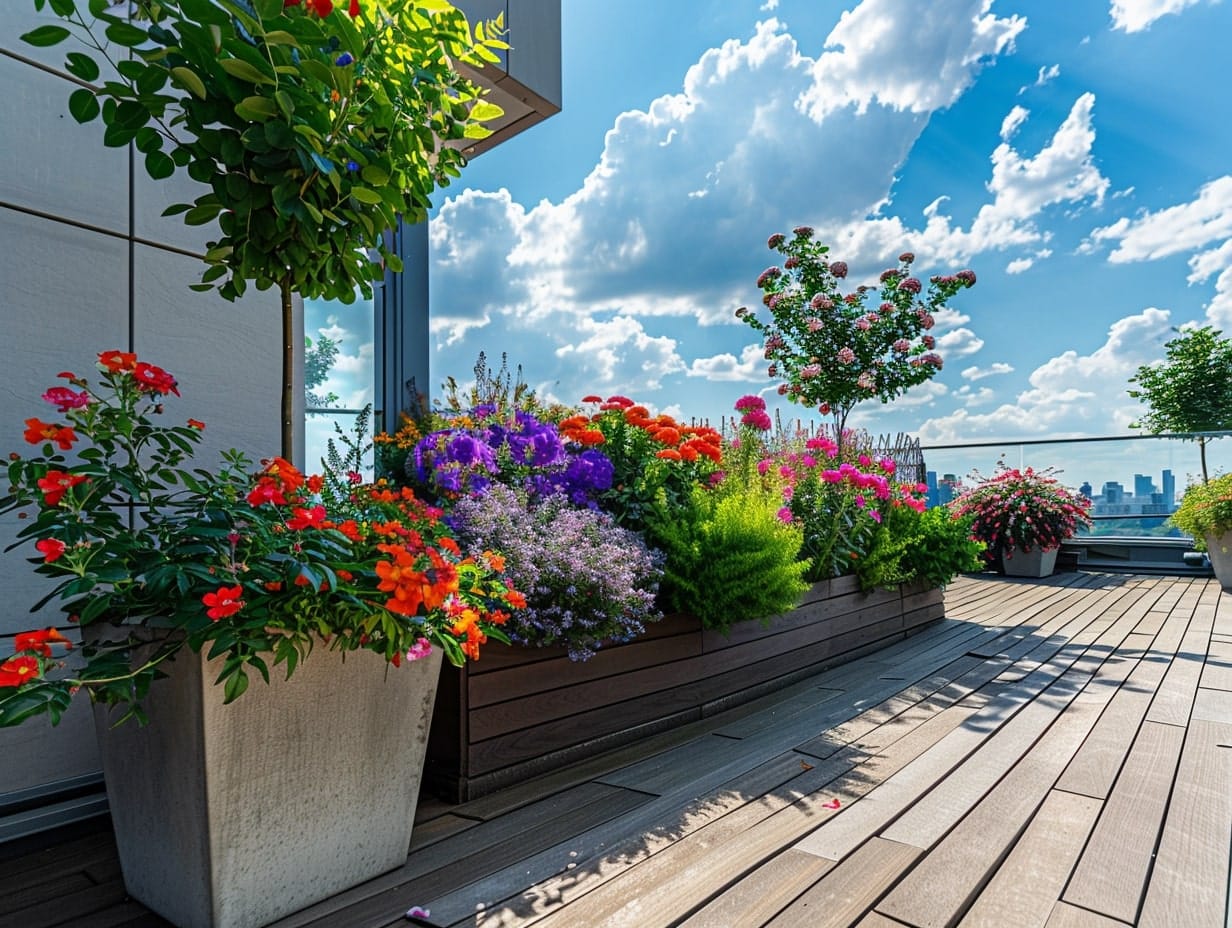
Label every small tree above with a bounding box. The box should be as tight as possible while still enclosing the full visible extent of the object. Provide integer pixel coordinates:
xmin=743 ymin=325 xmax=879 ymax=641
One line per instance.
xmin=1129 ymin=326 xmax=1232 ymax=483
xmin=24 ymin=0 xmax=507 ymax=457
xmin=737 ymin=227 xmax=976 ymax=455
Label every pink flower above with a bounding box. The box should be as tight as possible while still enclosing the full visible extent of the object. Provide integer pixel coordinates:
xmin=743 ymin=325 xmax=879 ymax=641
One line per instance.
xmin=734 ymin=395 xmax=766 ymax=412
xmin=892 ymin=338 xmax=911 ymax=354
xmin=776 ymin=506 xmax=794 ymax=524
xmin=837 ymin=347 xmax=856 ymax=364
xmin=800 ymin=363 xmax=821 ymax=380
xmin=406 ymin=638 xmax=433 ymax=662
xmin=830 ymin=261 xmax=848 ymax=278
xmin=41 ymin=386 xmax=90 ymax=412
xmin=741 ymin=409 xmax=772 ymax=431
xmin=806 ymin=317 xmax=823 ymax=332
xmin=855 ymin=317 xmax=871 ymax=331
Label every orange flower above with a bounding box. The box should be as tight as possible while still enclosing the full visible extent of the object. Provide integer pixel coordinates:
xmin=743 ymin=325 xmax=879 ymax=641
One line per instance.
xmin=15 ymin=628 xmax=72 ymax=657
xmin=24 ymin=418 xmax=77 ymax=450
xmin=0 ymin=655 xmax=41 ymax=688
xmin=263 ymin=457 xmax=304 ymax=493
xmin=576 ymin=430 xmax=606 ymax=446
xmin=333 ymin=519 xmax=362 ymax=542
xmin=187 ymin=418 xmax=206 ymax=430
xmin=624 ymin=405 xmax=651 ymax=422
xmin=506 ymin=589 xmax=527 ymax=610
xmin=438 ymin=536 xmax=461 ymax=555
xmin=97 ymin=349 xmax=137 ymax=372
xmin=484 ymin=550 xmax=505 ymax=572
xmin=656 ymin=448 xmax=683 ymax=461
xmin=652 ymin=427 xmax=682 ymax=447
xmin=306 ymin=474 xmax=325 ymax=493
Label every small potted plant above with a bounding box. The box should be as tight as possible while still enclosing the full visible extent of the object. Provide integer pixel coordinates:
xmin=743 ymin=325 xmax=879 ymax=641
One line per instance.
xmin=948 ymin=464 xmax=1092 ymax=577
xmin=1169 ymin=473 xmax=1232 ymax=588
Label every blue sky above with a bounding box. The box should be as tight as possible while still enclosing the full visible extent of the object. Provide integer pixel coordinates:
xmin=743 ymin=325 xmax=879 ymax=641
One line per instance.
xmin=310 ymin=0 xmax=1232 ymax=485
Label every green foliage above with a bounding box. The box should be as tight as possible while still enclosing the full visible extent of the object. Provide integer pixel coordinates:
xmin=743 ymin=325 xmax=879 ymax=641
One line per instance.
xmin=305 ymin=334 xmax=340 ymax=408
xmin=856 ymin=506 xmax=985 ymax=592
xmin=1169 ymin=472 xmax=1232 ymax=548
xmin=1129 ymin=326 xmax=1232 ymax=482
xmin=646 ymin=487 xmax=809 ymax=635
xmin=24 ymin=0 xmax=506 ymax=305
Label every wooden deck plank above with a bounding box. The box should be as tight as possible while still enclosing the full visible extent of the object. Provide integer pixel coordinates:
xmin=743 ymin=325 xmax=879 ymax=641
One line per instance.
xmin=1061 ymin=721 xmax=1186 ymax=924
xmin=957 ymin=790 xmax=1100 ymax=928
xmin=674 ymin=849 xmax=835 ymax=928
xmin=1145 ymin=629 xmax=1210 ymax=727
xmin=1045 ymin=902 xmax=1132 ymax=928
xmin=763 ymin=838 xmax=922 ymax=928
xmin=1136 ymin=718 xmax=1232 ymax=928
xmin=1198 ymin=634 xmax=1232 ymax=691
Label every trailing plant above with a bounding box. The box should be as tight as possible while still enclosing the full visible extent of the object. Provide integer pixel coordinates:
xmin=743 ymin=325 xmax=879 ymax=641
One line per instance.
xmin=646 ymin=485 xmax=809 ymax=635
xmin=737 ymin=226 xmax=976 ymax=455
xmin=855 ymin=506 xmax=985 ymax=591
xmin=24 ymin=0 xmax=507 ymax=457
xmin=449 ymin=484 xmax=663 ymax=660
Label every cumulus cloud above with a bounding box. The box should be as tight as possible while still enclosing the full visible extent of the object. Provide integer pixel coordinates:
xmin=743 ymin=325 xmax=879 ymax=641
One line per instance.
xmin=687 ymin=343 xmax=767 ymax=382
xmin=1089 ymin=176 xmax=1232 ymax=263
xmin=1019 ymin=63 xmax=1060 ymax=94
xmin=917 ymin=309 xmax=1173 ymax=441
xmin=936 ymin=327 xmax=985 ymax=357
xmin=1109 ymin=0 xmax=1209 ymax=32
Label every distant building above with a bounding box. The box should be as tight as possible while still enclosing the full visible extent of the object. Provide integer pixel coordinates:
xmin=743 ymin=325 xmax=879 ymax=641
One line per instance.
xmin=1079 ymin=481 xmax=1093 ymax=500
xmin=1162 ymin=469 xmax=1175 ymax=507
xmin=1134 ymin=474 xmax=1155 ymax=499
xmin=1102 ymin=481 xmax=1125 ymax=504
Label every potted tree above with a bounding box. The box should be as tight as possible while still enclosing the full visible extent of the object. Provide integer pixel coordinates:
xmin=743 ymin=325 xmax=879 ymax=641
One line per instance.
xmin=1169 ymin=473 xmax=1232 ymax=588
xmin=948 ymin=464 xmax=1092 ymax=578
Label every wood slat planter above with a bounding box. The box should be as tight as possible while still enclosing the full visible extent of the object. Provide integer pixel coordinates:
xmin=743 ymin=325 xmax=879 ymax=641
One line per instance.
xmin=424 ymin=576 xmax=945 ymax=802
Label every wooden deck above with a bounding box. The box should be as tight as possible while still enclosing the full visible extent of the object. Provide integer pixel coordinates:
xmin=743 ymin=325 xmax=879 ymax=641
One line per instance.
xmin=4 ymin=571 xmax=1230 ymax=928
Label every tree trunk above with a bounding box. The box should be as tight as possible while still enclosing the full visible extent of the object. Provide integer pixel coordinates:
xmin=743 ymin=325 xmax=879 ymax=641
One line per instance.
xmin=280 ymin=279 xmax=295 ymax=462
xmin=1200 ymin=436 xmax=1210 ymax=484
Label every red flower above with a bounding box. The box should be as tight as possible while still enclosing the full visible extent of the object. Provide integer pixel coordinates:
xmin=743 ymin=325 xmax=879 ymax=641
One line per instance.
xmin=37 ymin=471 xmax=88 ymax=506
xmin=286 ymin=505 xmax=327 ymax=531
xmin=306 ymin=474 xmax=325 ymax=493
xmin=41 ymin=386 xmax=90 ymax=412
xmin=0 ymin=655 xmax=41 ymax=688
xmin=263 ymin=457 xmax=305 ymax=493
xmin=187 ymin=418 xmax=206 ymax=430
xmin=202 ymin=585 xmax=245 ymax=621
xmin=246 ymin=476 xmax=287 ymax=507
xmin=98 ymin=350 xmax=137 ymax=373
xmin=132 ymin=362 xmax=180 ymax=396
xmin=581 ymin=395 xmax=603 ymax=404
xmin=348 ymin=0 xmax=360 ymax=15
xmin=24 ymin=418 xmax=77 ymax=450
xmin=34 ymin=538 xmax=66 ymax=563
xmin=15 ymin=628 xmax=71 ymax=657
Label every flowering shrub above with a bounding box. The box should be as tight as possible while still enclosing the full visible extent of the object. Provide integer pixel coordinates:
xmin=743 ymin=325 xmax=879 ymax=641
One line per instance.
xmin=1169 ymin=473 xmax=1232 ymax=549
xmin=0 ymin=352 xmax=521 ymax=726
xmin=948 ymin=465 xmax=1092 ymax=567
xmin=562 ymin=395 xmax=723 ymax=531
xmin=450 ymin=485 xmax=663 ymax=660
xmin=737 ymin=227 xmax=976 ymax=452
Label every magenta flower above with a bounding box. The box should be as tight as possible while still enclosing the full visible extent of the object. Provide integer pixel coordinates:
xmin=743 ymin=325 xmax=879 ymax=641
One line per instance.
xmin=406 ymin=638 xmax=433 ymax=662
xmin=776 ymin=506 xmax=794 ymax=524
xmin=741 ymin=409 xmax=772 ymax=431
xmin=42 ymin=386 xmax=90 ymax=412
xmin=734 ymin=394 xmax=766 ymax=412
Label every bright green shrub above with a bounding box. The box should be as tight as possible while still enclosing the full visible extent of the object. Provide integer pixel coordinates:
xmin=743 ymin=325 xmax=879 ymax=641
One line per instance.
xmin=647 ymin=487 xmax=810 ymax=634
xmin=856 ymin=505 xmax=985 ymax=592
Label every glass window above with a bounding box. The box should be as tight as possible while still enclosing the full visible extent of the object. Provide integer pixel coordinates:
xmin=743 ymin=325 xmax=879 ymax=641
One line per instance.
xmin=304 ymin=289 xmax=378 ymax=477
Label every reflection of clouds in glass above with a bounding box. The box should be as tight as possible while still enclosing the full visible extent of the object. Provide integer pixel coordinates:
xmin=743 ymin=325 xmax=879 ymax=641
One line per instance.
xmin=304 ymin=295 xmax=375 ymax=412
xmin=305 ymin=412 xmax=374 ymax=477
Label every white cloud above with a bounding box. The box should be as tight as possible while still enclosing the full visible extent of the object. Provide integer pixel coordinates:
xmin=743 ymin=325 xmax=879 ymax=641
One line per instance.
xmin=962 ymin=362 xmax=1015 ymax=380
xmin=1089 ymin=176 xmax=1232 ymax=263
xmin=799 ymin=0 xmax=1026 ymax=121
xmin=1110 ymin=0 xmax=1209 ymax=32
xmin=1018 ymin=63 xmax=1061 ymax=94
xmin=1006 ymin=257 xmax=1034 ymax=273
xmin=918 ymin=309 xmax=1174 ymax=441
xmin=954 ymin=385 xmax=996 ymax=406
xmin=687 ymin=343 xmax=768 ymax=382
xmin=936 ymin=327 xmax=985 ymax=357
xmin=760 ymin=0 xmax=779 ymax=9
xmin=554 ymin=316 xmax=686 ymax=391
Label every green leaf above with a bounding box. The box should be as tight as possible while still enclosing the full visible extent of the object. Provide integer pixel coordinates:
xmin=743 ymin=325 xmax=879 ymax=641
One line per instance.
xmin=144 ymin=150 xmax=175 ymax=180
xmin=67 ymin=88 xmax=100 ymax=124
xmin=469 ymin=100 xmax=504 ymax=122
xmin=219 ymin=58 xmax=274 ymax=86
xmin=176 ymin=0 xmax=232 ymax=25
xmin=235 ymin=96 xmax=278 ymax=122
xmin=349 ymin=187 xmax=382 ymax=204
xmin=170 ymin=66 xmax=207 ymax=100
xmin=253 ymin=0 xmax=283 ymax=18
xmin=185 ymin=204 xmax=223 ymax=225
xmin=310 ymin=151 xmax=334 ymax=174
xmin=360 ymin=164 xmax=389 ymax=186
xmin=134 ymin=126 xmax=163 ymax=154
xmin=21 ymin=25 xmax=71 ymax=48
xmin=263 ymin=30 xmax=300 ymax=47
xmin=64 ymin=52 xmax=100 ymax=82
xmin=49 ymin=0 xmax=76 ymax=15
xmin=104 ymin=21 xmax=148 ymax=48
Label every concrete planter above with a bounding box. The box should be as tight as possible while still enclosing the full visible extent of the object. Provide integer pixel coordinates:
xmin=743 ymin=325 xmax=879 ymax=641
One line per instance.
xmin=1204 ymin=531 xmax=1232 ymax=590
xmin=1001 ymin=546 xmax=1059 ymax=578
xmin=425 ymin=576 xmax=944 ymax=802
xmin=93 ymin=642 xmax=442 ymax=928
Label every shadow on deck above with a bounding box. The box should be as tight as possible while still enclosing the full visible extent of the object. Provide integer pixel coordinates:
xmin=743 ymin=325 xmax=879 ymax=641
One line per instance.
xmin=3 ymin=571 xmax=1228 ymax=928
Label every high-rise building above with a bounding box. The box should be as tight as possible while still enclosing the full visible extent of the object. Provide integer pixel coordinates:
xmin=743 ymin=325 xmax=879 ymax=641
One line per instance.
xmin=1134 ymin=474 xmax=1155 ymax=499
xmin=926 ymin=470 xmax=939 ymax=509
xmin=1162 ymin=469 xmax=1176 ymax=508
xmin=1102 ymin=481 xmax=1124 ymax=504
xmin=1079 ymin=481 xmax=1093 ymax=500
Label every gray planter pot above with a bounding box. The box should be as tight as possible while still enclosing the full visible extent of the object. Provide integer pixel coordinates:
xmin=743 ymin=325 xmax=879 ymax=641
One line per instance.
xmin=1204 ymin=531 xmax=1232 ymax=590
xmin=1001 ymin=546 xmax=1059 ymax=578
xmin=93 ymin=641 xmax=442 ymax=928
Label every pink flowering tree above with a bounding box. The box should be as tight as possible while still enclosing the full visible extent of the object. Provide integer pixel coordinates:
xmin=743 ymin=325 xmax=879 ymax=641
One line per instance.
xmin=736 ymin=227 xmax=976 ymax=454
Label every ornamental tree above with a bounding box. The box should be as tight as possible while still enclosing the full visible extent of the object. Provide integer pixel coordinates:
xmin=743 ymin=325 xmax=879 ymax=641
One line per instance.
xmin=737 ymin=227 xmax=976 ymax=454
xmin=1128 ymin=325 xmax=1232 ymax=483
xmin=24 ymin=0 xmax=507 ymax=457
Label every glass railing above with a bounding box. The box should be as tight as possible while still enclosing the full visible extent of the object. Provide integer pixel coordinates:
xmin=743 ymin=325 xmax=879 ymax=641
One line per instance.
xmin=918 ymin=432 xmax=1232 ymax=540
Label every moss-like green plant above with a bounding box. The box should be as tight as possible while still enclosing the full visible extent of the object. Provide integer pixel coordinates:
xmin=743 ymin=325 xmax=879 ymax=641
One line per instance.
xmin=856 ymin=505 xmax=986 ymax=592
xmin=647 ymin=487 xmax=809 ymax=634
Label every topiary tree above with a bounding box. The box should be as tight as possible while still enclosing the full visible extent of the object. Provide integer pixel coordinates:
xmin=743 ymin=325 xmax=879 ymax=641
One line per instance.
xmin=24 ymin=0 xmax=507 ymax=457
xmin=737 ymin=227 xmax=976 ymax=457
xmin=1128 ymin=326 xmax=1232 ymax=483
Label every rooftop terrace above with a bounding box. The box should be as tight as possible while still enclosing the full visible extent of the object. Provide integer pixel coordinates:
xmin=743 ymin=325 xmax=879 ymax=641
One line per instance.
xmin=4 ymin=570 xmax=1228 ymax=928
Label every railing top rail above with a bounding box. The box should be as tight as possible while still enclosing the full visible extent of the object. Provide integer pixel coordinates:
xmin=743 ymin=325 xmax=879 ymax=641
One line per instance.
xmin=920 ymin=431 xmax=1232 ymax=452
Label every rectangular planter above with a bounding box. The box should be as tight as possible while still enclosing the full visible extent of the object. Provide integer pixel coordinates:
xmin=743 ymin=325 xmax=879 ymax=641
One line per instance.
xmin=424 ymin=576 xmax=944 ymax=802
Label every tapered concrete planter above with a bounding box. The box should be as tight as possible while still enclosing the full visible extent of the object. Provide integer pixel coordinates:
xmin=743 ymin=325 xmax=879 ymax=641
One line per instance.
xmin=426 ymin=576 xmax=944 ymax=802
xmin=1204 ymin=531 xmax=1232 ymax=589
xmin=1001 ymin=546 xmax=1059 ymax=578
xmin=93 ymin=643 xmax=442 ymax=928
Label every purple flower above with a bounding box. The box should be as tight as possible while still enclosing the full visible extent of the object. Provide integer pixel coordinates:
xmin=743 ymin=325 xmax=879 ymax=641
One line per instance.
xmin=335 ymin=52 xmax=354 ymax=66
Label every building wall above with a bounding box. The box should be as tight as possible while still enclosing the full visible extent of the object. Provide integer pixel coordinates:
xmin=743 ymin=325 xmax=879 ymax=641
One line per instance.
xmin=1 ymin=10 xmax=281 ymax=798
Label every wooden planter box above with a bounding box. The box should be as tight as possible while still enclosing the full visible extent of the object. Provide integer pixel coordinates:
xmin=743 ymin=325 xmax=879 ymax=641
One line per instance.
xmin=424 ymin=575 xmax=944 ymax=802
